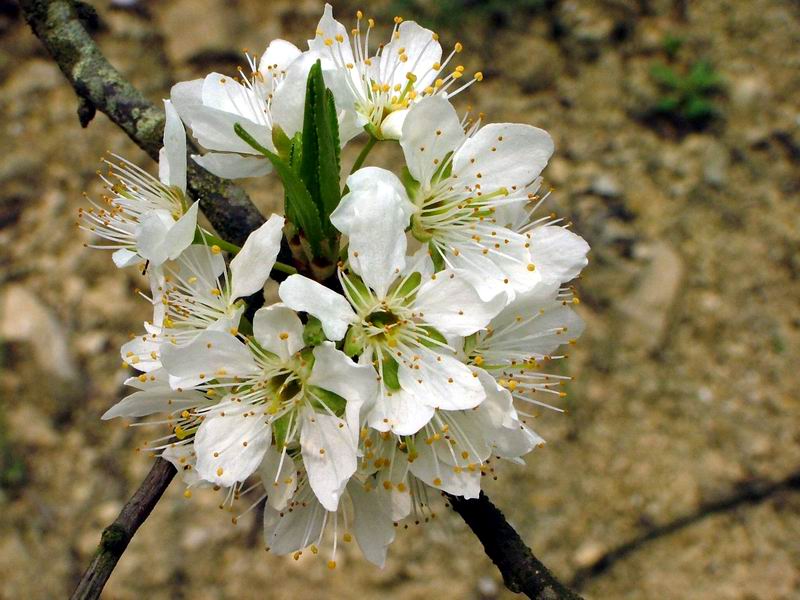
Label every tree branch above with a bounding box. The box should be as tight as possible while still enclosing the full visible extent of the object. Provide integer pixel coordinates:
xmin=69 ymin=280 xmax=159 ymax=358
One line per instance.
xmin=19 ymin=0 xmax=265 ymax=246
xmin=21 ymin=2 xmax=583 ymax=599
xmin=447 ymin=493 xmax=583 ymax=599
xmin=70 ymin=458 xmax=176 ymax=600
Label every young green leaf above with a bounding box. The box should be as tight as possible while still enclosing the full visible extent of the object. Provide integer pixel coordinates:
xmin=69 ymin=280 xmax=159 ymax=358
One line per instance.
xmin=234 ymin=122 xmax=324 ymax=254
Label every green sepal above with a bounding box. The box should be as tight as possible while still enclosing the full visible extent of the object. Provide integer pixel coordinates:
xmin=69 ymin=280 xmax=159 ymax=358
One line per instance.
xmin=428 ymin=242 xmax=445 ymax=272
xmin=462 ymin=332 xmax=478 ymax=357
xmin=391 ymin=271 xmax=422 ymax=301
xmin=418 ymin=325 xmax=448 ymax=349
xmin=272 ymin=412 xmax=291 ymax=449
xmin=411 ymin=213 xmax=433 ymax=242
xmin=343 ymin=326 xmax=364 ymax=357
xmin=381 ymin=356 xmax=401 ymax=391
xmin=400 ymin=166 xmax=420 ymax=201
xmin=308 ymin=385 xmax=347 ymax=416
xmin=234 ymin=122 xmax=324 ymax=254
xmin=303 ymin=316 xmax=326 ymax=346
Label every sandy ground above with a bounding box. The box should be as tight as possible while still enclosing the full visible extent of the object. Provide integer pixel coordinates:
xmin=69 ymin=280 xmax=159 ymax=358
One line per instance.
xmin=1 ymin=0 xmax=798 ymax=598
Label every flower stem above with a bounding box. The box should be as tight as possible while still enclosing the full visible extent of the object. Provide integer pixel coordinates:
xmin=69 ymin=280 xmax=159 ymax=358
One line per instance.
xmin=195 ymin=228 xmax=241 ymax=254
xmin=350 ymin=135 xmax=378 ymax=174
xmin=271 ymin=261 xmax=297 ymax=275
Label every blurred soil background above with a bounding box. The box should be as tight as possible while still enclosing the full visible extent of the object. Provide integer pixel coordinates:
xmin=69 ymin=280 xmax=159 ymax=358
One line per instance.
xmin=1 ymin=0 xmax=799 ymax=598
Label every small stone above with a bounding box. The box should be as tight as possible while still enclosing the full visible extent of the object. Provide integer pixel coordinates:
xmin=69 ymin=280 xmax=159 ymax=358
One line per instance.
xmin=573 ymin=540 xmax=606 ymax=568
xmin=591 ymin=174 xmax=622 ymax=198
xmin=0 ymin=285 xmax=78 ymax=381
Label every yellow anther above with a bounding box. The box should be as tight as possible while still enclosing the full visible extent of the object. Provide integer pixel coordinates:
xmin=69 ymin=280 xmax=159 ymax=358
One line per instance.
xmin=335 ymin=34 xmax=344 ymax=43
xmin=310 ymin=544 xmax=319 ymax=554
xmin=433 ymin=477 xmax=442 ymax=486
xmin=527 ymin=263 xmax=536 ymax=271
xmin=324 ymin=38 xmax=334 ymax=46
xmin=454 ymin=42 xmax=463 ymax=52
xmin=343 ymin=533 xmax=352 ymax=542
xmin=327 ymin=560 xmax=337 ymax=569
xmin=279 ymin=332 xmax=289 ymax=340
xmin=394 ymin=16 xmax=403 ymax=24
xmin=473 ymin=355 xmax=484 ymax=366
xmin=187 ymin=276 xmax=198 ymax=284
xmin=216 ymin=467 xmax=224 ymax=476
xmin=210 ymin=288 xmax=221 ymax=297
xmin=474 ymin=71 xmax=484 ymax=81
xmin=383 ymin=481 xmax=393 ymax=490
xmin=183 ymin=489 xmax=192 ymax=498
xmin=211 ymin=245 xmax=221 ymax=254
xmin=229 ymin=327 xmax=238 ymax=336
xmin=455 ymin=65 xmax=465 ymax=72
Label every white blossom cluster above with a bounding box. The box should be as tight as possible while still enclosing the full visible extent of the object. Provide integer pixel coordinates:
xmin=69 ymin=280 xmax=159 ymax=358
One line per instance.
xmin=80 ymin=5 xmax=589 ymax=568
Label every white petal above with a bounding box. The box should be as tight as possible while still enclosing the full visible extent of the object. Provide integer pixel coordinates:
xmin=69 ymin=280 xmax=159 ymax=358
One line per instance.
xmin=269 ymin=52 xmax=316 ymax=139
xmin=252 ymin=304 xmax=304 ymax=361
xmin=259 ymin=445 xmax=298 ymax=510
xmin=229 ymin=214 xmax=285 ymax=300
xmin=332 ymin=167 xmax=416 ymax=297
xmin=409 ymin=441 xmax=481 ymax=498
xmin=194 ymin=401 xmax=270 ymax=486
xmin=379 ymin=108 xmax=407 ymax=140
xmin=263 ymin=496 xmax=326 ymax=555
xmin=120 ymin=332 xmax=162 ymax=372
xmin=414 ymin=270 xmax=505 ymax=336
xmin=172 ymin=243 xmax=226 ymax=304
xmin=161 ymin=330 xmax=258 ymax=389
xmin=102 ymin=373 xmax=206 ymax=419
xmin=192 ymin=152 xmax=271 ymax=179
xmin=161 ymin=201 xmax=199 ymax=262
xmin=349 ymin=481 xmax=395 ymax=567
xmin=453 ymin=123 xmax=554 ymax=192
xmin=170 ymin=79 xmax=203 ymax=118
xmin=300 ymin=408 xmax=357 ymax=512
xmin=136 ymin=209 xmax=174 ymax=266
xmin=112 ymin=248 xmax=142 ymax=268
xmin=367 ymin=386 xmax=434 ymax=436
xmin=529 ymin=225 xmax=590 ymax=285
xmin=181 ymin=102 xmax=271 ymax=154
xmin=160 ymin=99 xmax=187 ymax=191
xmin=308 ymin=4 xmax=354 ymax=66
xmin=398 ymin=350 xmax=485 ymax=411
xmin=162 ymin=444 xmax=214 ymax=488
xmin=309 ymin=342 xmax=377 ymax=442
xmin=377 ymin=21 xmax=442 ymax=91
xmin=476 ymin=369 xmax=542 ymax=459
xmin=258 ymin=39 xmax=302 ymax=79
xmin=278 ymin=275 xmax=356 ymax=341
xmin=400 ymin=96 xmax=464 ymax=187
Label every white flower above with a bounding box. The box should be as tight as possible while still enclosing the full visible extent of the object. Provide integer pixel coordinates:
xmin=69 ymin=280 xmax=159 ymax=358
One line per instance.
xmin=120 ymin=215 xmax=285 ymax=372
xmin=358 ymin=367 xmax=542 ymax=501
xmin=466 ymin=282 xmax=585 ymax=417
xmin=262 ymin=469 xmax=398 ymax=568
xmin=170 ymin=40 xmax=301 ymax=179
xmin=309 ymin=4 xmax=483 ymax=140
xmin=493 ymin=190 xmax=590 ymax=287
xmin=171 ymin=40 xmax=362 ymax=178
xmin=160 ymin=310 xmax=376 ymax=511
xmin=79 ymin=100 xmax=198 ymax=268
xmin=398 ymin=96 xmax=557 ymax=302
xmin=279 ymin=167 xmax=504 ymax=435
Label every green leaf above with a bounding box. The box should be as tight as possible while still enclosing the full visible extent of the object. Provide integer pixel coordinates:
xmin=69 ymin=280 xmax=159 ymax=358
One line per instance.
xmin=272 ymin=125 xmax=293 ymax=161
xmin=650 ymin=63 xmax=680 ymax=89
xmin=316 ymin=87 xmax=342 ymax=220
xmin=234 ymin=122 xmax=324 ymax=254
xmin=300 ymin=62 xmax=322 ymax=216
xmin=300 ymin=60 xmax=342 ymax=235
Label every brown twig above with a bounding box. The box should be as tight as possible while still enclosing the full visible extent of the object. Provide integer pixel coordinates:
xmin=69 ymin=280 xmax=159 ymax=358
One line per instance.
xmin=21 ymin=2 xmax=584 ymax=599
xmin=70 ymin=458 xmax=176 ymax=600
xmin=447 ymin=493 xmax=584 ymax=599
xmin=19 ymin=0 xmax=265 ymax=247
